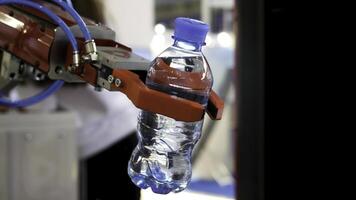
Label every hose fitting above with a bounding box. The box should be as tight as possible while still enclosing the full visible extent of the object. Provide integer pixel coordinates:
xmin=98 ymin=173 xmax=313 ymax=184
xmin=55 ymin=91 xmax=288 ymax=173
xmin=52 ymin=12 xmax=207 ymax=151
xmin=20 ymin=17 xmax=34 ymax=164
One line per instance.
xmin=69 ymin=51 xmax=80 ymax=72
xmin=84 ymin=39 xmax=98 ymax=61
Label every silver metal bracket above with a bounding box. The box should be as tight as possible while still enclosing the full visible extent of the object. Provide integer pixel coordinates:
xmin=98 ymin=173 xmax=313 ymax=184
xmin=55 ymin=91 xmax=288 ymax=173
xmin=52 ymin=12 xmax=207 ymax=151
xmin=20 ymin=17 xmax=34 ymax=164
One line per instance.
xmin=93 ymin=46 xmax=150 ymax=90
xmin=0 ymin=51 xmax=23 ymax=81
xmin=48 ymin=24 xmax=116 ymax=83
xmin=96 ymin=46 xmax=150 ymax=71
xmin=0 ymin=50 xmax=24 ymax=92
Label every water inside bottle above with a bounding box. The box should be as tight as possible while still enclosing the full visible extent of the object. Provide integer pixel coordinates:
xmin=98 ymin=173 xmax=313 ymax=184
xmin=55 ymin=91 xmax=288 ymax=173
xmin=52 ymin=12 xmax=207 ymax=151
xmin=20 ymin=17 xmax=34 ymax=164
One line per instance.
xmin=128 ymin=53 xmax=212 ymax=194
xmin=128 ymin=109 xmax=203 ymax=193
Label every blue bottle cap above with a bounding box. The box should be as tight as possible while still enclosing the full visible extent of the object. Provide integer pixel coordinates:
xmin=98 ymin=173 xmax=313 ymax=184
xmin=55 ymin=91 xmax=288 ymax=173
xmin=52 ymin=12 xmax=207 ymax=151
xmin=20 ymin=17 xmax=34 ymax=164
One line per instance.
xmin=173 ymin=17 xmax=210 ymax=46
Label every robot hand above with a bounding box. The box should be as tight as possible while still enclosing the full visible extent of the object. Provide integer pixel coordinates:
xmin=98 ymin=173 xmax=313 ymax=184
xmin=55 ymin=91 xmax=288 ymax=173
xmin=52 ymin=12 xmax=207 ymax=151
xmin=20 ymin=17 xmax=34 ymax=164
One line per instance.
xmin=0 ymin=1 xmax=223 ymax=122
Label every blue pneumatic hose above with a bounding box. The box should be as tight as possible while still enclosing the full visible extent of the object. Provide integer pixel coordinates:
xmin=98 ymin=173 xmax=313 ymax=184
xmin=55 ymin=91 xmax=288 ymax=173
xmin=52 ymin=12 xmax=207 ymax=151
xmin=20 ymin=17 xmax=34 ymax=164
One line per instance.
xmin=65 ymin=0 xmax=73 ymax=8
xmin=50 ymin=0 xmax=92 ymax=40
xmin=0 ymin=0 xmax=79 ymax=108
xmin=0 ymin=80 xmax=65 ymax=108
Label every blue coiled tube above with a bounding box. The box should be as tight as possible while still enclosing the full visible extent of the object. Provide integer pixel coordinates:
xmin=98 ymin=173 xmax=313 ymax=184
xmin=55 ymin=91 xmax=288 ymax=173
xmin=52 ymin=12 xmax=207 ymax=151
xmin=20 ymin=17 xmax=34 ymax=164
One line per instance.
xmin=0 ymin=79 xmax=64 ymax=107
xmin=0 ymin=0 xmax=78 ymax=108
xmin=65 ymin=0 xmax=73 ymax=8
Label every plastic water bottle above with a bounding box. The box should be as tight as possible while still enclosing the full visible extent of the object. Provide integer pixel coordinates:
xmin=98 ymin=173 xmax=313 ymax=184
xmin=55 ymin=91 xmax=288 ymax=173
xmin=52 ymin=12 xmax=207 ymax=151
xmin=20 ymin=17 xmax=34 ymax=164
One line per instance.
xmin=128 ymin=17 xmax=213 ymax=194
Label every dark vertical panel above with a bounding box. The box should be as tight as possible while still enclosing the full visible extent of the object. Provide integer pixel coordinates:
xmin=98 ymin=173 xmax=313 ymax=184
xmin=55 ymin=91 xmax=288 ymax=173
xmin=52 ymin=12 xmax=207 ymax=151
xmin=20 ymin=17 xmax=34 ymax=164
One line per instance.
xmin=72 ymin=0 xmax=104 ymax=23
xmin=236 ymin=0 xmax=265 ymax=199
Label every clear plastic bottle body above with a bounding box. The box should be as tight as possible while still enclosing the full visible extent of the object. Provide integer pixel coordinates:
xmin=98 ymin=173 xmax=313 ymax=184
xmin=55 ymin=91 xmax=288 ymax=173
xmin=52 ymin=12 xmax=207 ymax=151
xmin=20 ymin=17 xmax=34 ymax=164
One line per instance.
xmin=128 ymin=41 xmax=213 ymax=194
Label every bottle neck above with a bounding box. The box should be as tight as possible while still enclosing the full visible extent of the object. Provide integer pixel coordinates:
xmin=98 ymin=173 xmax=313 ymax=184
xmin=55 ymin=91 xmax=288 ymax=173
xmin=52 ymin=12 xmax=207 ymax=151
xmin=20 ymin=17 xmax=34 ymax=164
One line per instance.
xmin=173 ymin=40 xmax=202 ymax=52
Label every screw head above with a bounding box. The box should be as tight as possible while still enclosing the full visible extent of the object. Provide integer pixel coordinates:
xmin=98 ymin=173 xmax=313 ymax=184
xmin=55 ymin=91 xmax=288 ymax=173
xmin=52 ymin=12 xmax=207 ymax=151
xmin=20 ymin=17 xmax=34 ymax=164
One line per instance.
xmin=55 ymin=66 xmax=63 ymax=74
xmin=115 ymin=78 xmax=121 ymax=87
xmin=107 ymin=75 xmax=114 ymax=83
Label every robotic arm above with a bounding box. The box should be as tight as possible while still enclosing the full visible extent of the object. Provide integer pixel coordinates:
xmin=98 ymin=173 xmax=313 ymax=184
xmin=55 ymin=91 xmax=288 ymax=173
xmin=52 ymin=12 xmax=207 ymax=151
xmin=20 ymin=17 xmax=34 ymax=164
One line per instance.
xmin=0 ymin=1 xmax=223 ymax=122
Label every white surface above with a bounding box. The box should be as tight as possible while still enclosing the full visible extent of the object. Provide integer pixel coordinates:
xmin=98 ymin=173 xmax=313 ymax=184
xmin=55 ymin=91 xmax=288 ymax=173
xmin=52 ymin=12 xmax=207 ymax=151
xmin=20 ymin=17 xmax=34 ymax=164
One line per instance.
xmin=0 ymin=132 xmax=7 ymax=200
xmin=0 ymin=112 xmax=78 ymax=200
xmin=12 ymin=83 xmax=139 ymax=159
xmin=141 ymin=189 xmax=234 ymax=200
xmin=57 ymin=85 xmax=139 ymax=159
xmin=96 ymin=0 xmax=154 ymax=48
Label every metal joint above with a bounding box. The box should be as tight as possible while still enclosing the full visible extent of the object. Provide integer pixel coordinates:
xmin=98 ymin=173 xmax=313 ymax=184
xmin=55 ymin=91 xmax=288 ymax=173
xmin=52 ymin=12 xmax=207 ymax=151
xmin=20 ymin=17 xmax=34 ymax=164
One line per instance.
xmin=84 ymin=39 xmax=98 ymax=61
xmin=72 ymin=51 xmax=80 ymax=67
xmin=68 ymin=51 xmax=80 ymax=72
